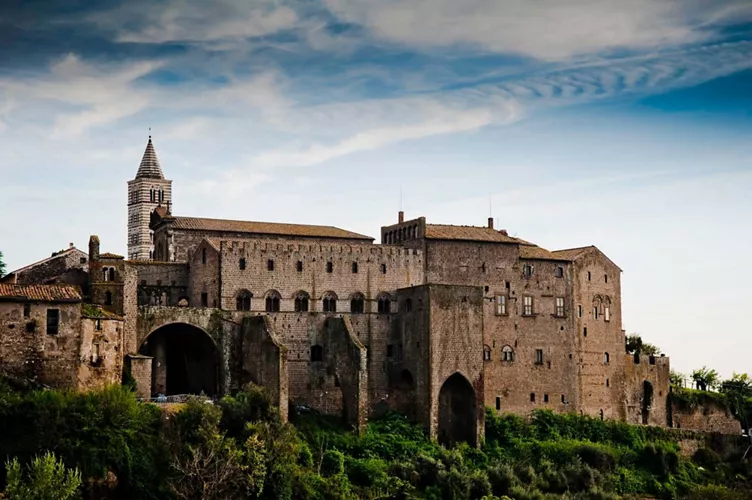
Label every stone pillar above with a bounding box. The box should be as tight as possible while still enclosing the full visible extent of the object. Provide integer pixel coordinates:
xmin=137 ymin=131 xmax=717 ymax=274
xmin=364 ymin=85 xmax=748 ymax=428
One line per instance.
xmin=125 ymin=354 xmax=153 ymax=399
xmin=153 ymin=336 xmax=167 ymax=395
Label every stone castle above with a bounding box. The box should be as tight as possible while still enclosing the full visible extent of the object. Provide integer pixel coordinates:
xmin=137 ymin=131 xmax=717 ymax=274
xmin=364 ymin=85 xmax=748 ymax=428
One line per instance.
xmin=1 ymin=137 xmax=740 ymax=443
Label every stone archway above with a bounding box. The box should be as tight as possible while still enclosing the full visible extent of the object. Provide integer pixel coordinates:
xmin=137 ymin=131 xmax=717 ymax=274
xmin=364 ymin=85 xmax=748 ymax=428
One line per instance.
xmin=139 ymin=322 xmax=219 ymax=397
xmin=438 ymin=373 xmax=477 ymax=446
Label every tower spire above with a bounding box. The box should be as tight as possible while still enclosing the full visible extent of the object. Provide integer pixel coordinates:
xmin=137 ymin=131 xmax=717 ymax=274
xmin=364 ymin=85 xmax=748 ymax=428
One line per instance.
xmin=135 ymin=135 xmax=164 ymax=179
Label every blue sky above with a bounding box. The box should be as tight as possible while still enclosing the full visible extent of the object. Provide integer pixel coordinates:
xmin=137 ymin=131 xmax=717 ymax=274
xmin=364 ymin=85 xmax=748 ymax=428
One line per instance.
xmin=1 ymin=0 xmax=751 ymax=378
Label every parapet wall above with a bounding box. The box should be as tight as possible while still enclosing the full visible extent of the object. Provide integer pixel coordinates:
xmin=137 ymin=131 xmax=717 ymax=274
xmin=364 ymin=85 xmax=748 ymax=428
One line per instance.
xmin=624 ymin=353 xmax=670 ymax=427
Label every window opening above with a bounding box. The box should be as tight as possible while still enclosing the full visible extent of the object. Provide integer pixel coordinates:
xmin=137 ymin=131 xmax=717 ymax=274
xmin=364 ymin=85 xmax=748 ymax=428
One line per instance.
xmin=483 ymin=345 xmax=491 ymax=361
xmin=502 ymin=345 xmax=514 ymax=361
xmin=555 ymin=297 xmax=565 ymax=317
xmin=535 ymin=349 xmax=544 ymax=365
xmin=311 ymin=345 xmax=323 ymax=362
xmin=23 ymin=304 xmax=30 ymax=318
xmin=239 ymin=258 xmax=246 ymax=270
xmin=352 ymin=262 xmax=358 ymax=273
xmin=523 ymin=296 xmax=533 ymax=316
xmin=495 ymin=397 xmax=501 ymax=411
xmin=295 ymin=292 xmax=309 ymax=312
xmin=495 ymin=295 xmax=507 ymax=315
xmin=350 ymin=294 xmax=365 ymax=314
xmin=267 ymin=259 xmax=274 ymax=271
xmin=46 ymin=309 xmax=60 ymax=335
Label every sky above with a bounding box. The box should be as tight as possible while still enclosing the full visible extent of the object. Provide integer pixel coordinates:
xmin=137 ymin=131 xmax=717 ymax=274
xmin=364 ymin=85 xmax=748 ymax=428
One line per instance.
xmin=0 ymin=0 xmax=751 ymax=378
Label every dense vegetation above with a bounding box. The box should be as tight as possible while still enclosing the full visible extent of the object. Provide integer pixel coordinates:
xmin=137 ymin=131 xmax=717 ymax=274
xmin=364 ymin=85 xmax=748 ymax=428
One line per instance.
xmin=0 ymin=380 xmax=750 ymax=499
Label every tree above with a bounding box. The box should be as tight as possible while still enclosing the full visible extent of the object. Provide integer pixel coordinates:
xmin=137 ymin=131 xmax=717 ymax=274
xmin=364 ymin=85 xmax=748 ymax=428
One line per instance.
xmin=0 ymin=250 xmax=6 ymax=279
xmin=669 ymin=370 xmax=686 ymax=388
xmin=691 ymin=366 xmax=720 ymax=392
xmin=3 ymin=452 xmax=81 ymax=500
xmin=720 ymin=373 xmax=752 ymax=459
xmin=625 ymin=334 xmax=661 ymax=356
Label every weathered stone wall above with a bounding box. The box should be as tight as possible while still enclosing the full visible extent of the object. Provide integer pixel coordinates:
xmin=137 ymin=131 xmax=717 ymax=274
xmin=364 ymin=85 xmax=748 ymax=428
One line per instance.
xmin=129 ymin=262 xmax=189 ymax=307
xmin=0 ymin=301 xmax=82 ymax=388
xmin=570 ymin=249 xmax=626 ymax=421
xmin=76 ymin=317 xmax=124 ymax=390
xmin=125 ymin=354 xmax=153 ymax=398
xmin=188 ymin=241 xmax=220 ymax=308
xmin=1 ymin=248 xmax=88 ymax=286
xmin=624 ymin=354 xmax=670 ymax=426
xmin=241 ymin=316 xmax=289 ymax=422
xmin=89 ymin=254 xmax=125 ymax=316
xmin=323 ymin=316 xmax=368 ymax=430
xmin=671 ymin=398 xmax=741 ymax=435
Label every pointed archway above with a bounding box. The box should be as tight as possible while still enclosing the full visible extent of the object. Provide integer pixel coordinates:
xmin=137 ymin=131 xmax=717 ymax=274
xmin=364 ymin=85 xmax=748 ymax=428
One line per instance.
xmin=438 ymin=373 xmax=477 ymax=446
xmin=139 ymin=323 xmax=219 ymax=397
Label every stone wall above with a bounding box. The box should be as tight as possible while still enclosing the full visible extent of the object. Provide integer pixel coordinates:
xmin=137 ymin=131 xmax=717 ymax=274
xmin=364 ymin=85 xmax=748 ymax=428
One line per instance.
xmin=241 ymin=316 xmax=289 ymax=422
xmin=125 ymin=354 xmax=153 ymax=398
xmin=1 ymin=247 xmax=88 ymax=286
xmin=624 ymin=353 xmax=670 ymax=426
xmin=129 ymin=262 xmax=189 ymax=307
xmin=76 ymin=316 xmax=124 ymax=390
xmin=189 ymin=241 xmax=221 ymax=308
xmin=323 ymin=316 xmax=368 ymax=430
xmin=671 ymin=397 xmax=741 ymax=435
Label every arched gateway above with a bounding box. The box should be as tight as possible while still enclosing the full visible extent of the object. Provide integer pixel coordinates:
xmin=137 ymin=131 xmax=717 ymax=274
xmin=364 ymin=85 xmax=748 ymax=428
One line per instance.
xmin=438 ymin=373 xmax=477 ymax=446
xmin=139 ymin=322 xmax=219 ymax=397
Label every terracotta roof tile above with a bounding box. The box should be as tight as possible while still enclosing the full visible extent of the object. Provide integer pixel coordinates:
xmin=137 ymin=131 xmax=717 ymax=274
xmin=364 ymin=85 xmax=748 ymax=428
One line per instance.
xmin=424 ymin=224 xmax=532 ymax=245
xmin=170 ymin=216 xmax=374 ymax=241
xmin=98 ymin=253 xmax=124 ymax=260
xmin=551 ymin=246 xmax=595 ymax=261
xmin=519 ymin=246 xmax=571 ymax=261
xmin=0 ymin=284 xmax=82 ymax=302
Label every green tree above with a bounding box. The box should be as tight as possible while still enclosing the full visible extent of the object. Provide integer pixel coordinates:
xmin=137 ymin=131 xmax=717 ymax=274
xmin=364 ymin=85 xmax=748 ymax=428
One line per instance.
xmin=3 ymin=452 xmax=81 ymax=500
xmin=691 ymin=366 xmax=720 ymax=391
xmin=0 ymin=250 xmax=6 ymax=279
xmin=625 ymin=334 xmax=661 ymax=356
xmin=669 ymin=370 xmax=686 ymax=388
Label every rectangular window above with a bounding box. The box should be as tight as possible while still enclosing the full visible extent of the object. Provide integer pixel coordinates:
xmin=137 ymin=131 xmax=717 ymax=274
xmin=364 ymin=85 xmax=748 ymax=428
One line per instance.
xmin=239 ymin=258 xmax=246 ymax=270
xmin=578 ymin=305 xmax=582 ymax=318
xmin=594 ymin=307 xmax=599 ymax=320
xmin=297 ymin=261 xmax=303 ymax=272
xmin=544 ymin=394 xmax=549 ymax=403
xmin=352 ymin=262 xmax=358 ymax=273
xmin=326 ymin=261 xmax=333 ymax=273
xmin=387 ymin=345 xmax=393 ymax=358
xmin=555 ymin=297 xmax=565 ymax=317
xmin=201 ymin=293 xmax=208 ymax=308
xmin=495 ymin=397 xmax=501 ymax=411
xmin=380 ymin=263 xmax=387 ymax=274
xmin=530 ymin=393 xmax=536 ymax=402
xmin=23 ymin=303 xmax=30 ymax=318
xmin=555 ymin=266 xmax=564 ymax=278
xmin=604 ymin=306 xmax=611 ymax=322
xmin=523 ymin=296 xmax=533 ymax=316
xmin=495 ymin=295 xmax=507 ymax=315
xmin=535 ymin=349 xmax=544 ymax=365
xmin=267 ymin=259 xmax=274 ymax=271
xmin=46 ymin=309 xmax=59 ymax=335
xmin=561 ymin=394 xmax=566 ymax=403
xmin=523 ymin=264 xmax=533 ymax=278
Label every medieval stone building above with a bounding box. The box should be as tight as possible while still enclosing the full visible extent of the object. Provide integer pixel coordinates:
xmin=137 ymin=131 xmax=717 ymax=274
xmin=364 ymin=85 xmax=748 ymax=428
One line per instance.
xmin=2 ymin=136 xmax=738 ymax=443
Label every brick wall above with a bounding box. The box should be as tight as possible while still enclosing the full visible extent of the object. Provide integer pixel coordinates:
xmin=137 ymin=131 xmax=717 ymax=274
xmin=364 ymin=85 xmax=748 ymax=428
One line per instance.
xmin=125 ymin=354 xmax=153 ymax=398
xmin=130 ymin=262 xmax=189 ymax=306
xmin=241 ymin=316 xmax=289 ymax=422
xmin=2 ymin=248 xmax=88 ymax=285
xmin=323 ymin=316 xmax=368 ymax=430
xmin=671 ymin=399 xmax=741 ymax=435
xmin=189 ymin=241 xmax=220 ymax=308
xmin=624 ymin=354 xmax=670 ymax=426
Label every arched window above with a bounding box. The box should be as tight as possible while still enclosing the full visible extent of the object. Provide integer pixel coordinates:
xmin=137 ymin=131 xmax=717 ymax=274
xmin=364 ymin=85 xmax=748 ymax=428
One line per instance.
xmin=294 ymin=291 xmax=309 ymax=312
xmin=104 ymin=291 xmax=112 ymax=306
xmin=377 ymin=294 xmax=391 ymax=314
xmin=265 ymin=290 xmax=281 ymax=312
xmin=108 ymin=267 xmax=115 ymax=282
xmin=322 ymin=292 xmax=337 ymax=313
xmin=236 ymin=290 xmax=252 ymax=311
xmin=502 ymin=345 xmax=515 ymax=362
xmin=350 ymin=293 xmax=365 ymax=314
xmin=604 ymin=352 xmax=610 ymax=364
xmin=483 ymin=345 xmax=492 ymax=361
xmin=311 ymin=344 xmax=323 ymax=362
xmin=102 ymin=268 xmax=109 ymax=282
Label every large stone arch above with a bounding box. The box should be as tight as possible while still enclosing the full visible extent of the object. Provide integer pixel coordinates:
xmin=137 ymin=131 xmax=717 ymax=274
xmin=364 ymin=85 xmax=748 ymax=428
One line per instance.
xmin=438 ymin=372 xmax=477 ymax=446
xmin=139 ymin=322 xmax=220 ymax=397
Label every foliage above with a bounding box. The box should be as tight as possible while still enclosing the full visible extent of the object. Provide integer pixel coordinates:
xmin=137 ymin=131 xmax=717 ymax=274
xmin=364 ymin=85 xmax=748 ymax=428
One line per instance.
xmin=0 ymin=250 xmax=5 ymax=279
xmin=719 ymin=373 xmax=752 ymax=432
xmin=691 ymin=366 xmax=721 ymax=391
xmin=625 ymin=333 xmax=661 ymax=356
xmin=3 ymin=452 xmax=81 ymax=500
xmin=670 ymin=370 xmax=687 ymax=388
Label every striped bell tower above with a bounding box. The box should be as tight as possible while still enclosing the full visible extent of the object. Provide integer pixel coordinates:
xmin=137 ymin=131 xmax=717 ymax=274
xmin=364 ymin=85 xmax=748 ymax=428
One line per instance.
xmin=127 ymin=136 xmax=172 ymax=260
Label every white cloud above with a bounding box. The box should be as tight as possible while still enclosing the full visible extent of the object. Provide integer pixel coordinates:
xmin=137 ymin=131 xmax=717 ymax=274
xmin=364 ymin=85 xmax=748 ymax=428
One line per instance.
xmin=323 ymin=0 xmax=752 ymax=60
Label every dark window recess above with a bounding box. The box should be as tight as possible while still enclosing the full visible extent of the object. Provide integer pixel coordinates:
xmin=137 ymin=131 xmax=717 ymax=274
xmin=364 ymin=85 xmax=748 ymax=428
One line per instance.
xmin=583 ymin=327 xmax=587 ymax=337
xmin=201 ymin=293 xmax=208 ymax=308
xmin=26 ymin=321 xmax=36 ymax=333
xmin=397 ymin=344 xmax=403 ymax=361
xmin=555 ymin=266 xmax=564 ymax=278
xmin=377 ymin=297 xmax=390 ymax=314
xmin=80 ymin=257 xmax=87 ymax=264
xmin=387 ymin=345 xmax=394 ymax=357
xmin=202 ymin=248 xmax=206 ymax=264
xmin=267 ymin=259 xmax=274 ymax=271
xmin=561 ymin=394 xmax=566 ymax=403
xmin=547 ymin=361 xmax=551 ymax=369
xmin=605 ymin=274 xmax=608 ymax=283
xmin=239 ymin=258 xmax=246 ymax=270
xmin=352 ymin=262 xmax=358 ymax=273
xmin=141 ymin=280 xmax=147 ymax=286
xmin=297 ymin=261 xmax=304 ymax=272
xmin=46 ymin=309 xmax=60 ymax=335
xmin=535 ymin=349 xmax=544 ymax=365
xmin=265 ymin=295 xmax=280 ymax=312
xmin=523 ymin=264 xmax=533 ymax=278
xmin=544 ymin=394 xmax=549 ymax=403
xmin=311 ymin=345 xmax=323 ymax=362
xmin=587 ymin=271 xmax=591 ymax=281
xmin=495 ymin=397 xmax=501 ymax=411
xmin=326 ymin=261 xmax=333 ymax=273
xmin=350 ymin=295 xmax=365 ymax=313
xmin=95 ymin=319 xmax=102 ymax=331
xmin=323 ymin=295 xmax=337 ymax=313
xmin=481 ymin=262 xmax=487 ymax=273
xmin=505 ymin=281 xmax=511 ymax=290
xmin=380 ymin=264 xmax=387 ymax=274
xmin=606 ymin=378 xmax=610 ymax=387
xmin=405 ymin=298 xmax=413 ymax=312
xmin=649 ymin=355 xmax=656 ymax=365
xmin=237 ymin=292 xmax=252 ymax=311
xmin=156 ymin=280 xmax=162 ymax=286
xmin=105 ymin=291 xmax=112 ymax=306
xmin=294 ymin=293 xmax=309 ymax=312
xmin=484 ymin=285 xmax=489 ymax=292
xmin=23 ymin=304 xmax=30 ymax=318
xmin=530 ymin=393 xmax=536 ymax=402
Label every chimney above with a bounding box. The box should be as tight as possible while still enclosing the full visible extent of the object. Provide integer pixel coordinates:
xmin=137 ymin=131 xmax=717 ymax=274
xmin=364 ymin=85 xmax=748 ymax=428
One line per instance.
xmin=487 ymin=217 xmax=494 ymax=229
xmin=500 ymin=229 xmax=508 ymax=236
xmin=398 ymin=211 xmax=404 ymax=223
xmin=69 ymin=242 xmax=74 ymax=249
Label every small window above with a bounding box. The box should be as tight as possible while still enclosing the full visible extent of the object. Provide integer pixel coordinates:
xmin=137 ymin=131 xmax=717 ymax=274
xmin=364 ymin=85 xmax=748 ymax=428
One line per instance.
xmin=380 ymin=263 xmax=387 ymax=274
xmin=80 ymin=257 xmax=87 ymax=264
xmin=295 ymin=292 xmax=309 ymax=312
xmin=583 ymin=327 xmax=587 ymax=337
xmin=483 ymin=345 xmax=492 ymax=361
xmin=297 ymin=261 xmax=304 ymax=272
xmin=530 ymin=393 xmax=536 ymax=402
xmin=352 ymin=262 xmax=358 ymax=273
xmin=523 ymin=264 xmax=533 ymax=278
xmin=604 ymin=306 xmax=611 ymax=322
xmin=405 ymin=298 xmax=412 ymax=312
xmin=377 ymin=296 xmax=391 ymax=314
xmin=237 ymin=291 xmax=252 ymax=311
xmin=95 ymin=319 xmax=102 ymax=331
xmin=587 ymin=271 xmax=591 ymax=281
xmin=594 ymin=307 xmax=599 ymax=320
xmin=201 ymin=293 xmax=208 ymax=308
xmin=267 ymin=259 xmax=274 ymax=271
xmin=109 ymin=268 xmax=115 ymax=281
xmin=604 ymin=274 xmax=608 ymax=283
xmin=599 ymin=409 xmax=604 ymax=420
xmin=23 ymin=304 xmax=30 ymax=318
xmin=387 ymin=345 xmax=394 ymax=357
xmin=239 ymin=258 xmax=246 ymax=270
xmin=265 ymin=292 xmax=281 ymax=312
xmin=326 ymin=261 xmax=333 ymax=273
xmin=46 ymin=309 xmax=60 ymax=335
xmin=311 ymin=345 xmax=323 ymax=362
xmin=523 ymin=296 xmax=533 ymax=316
xmin=555 ymin=297 xmax=565 ymax=317
xmin=561 ymin=394 xmax=566 ymax=403
xmin=397 ymin=344 xmax=404 ymax=361
xmin=502 ymin=345 xmax=514 ymax=362
xmin=495 ymin=397 xmax=501 ymax=411
xmin=322 ymin=293 xmax=337 ymax=313
xmin=606 ymin=378 xmax=610 ymax=387
xmin=104 ymin=291 xmax=112 ymax=306
xmin=350 ymin=294 xmax=365 ymax=314
xmin=535 ymin=349 xmax=544 ymax=365
xmin=495 ymin=295 xmax=507 ymax=315
xmin=544 ymin=394 xmax=549 ymax=403
xmin=604 ymin=352 xmax=610 ymax=364
xmin=202 ymin=248 xmax=206 ymax=264
xmin=578 ymin=305 xmax=583 ymax=318
xmin=555 ymin=266 xmax=564 ymax=278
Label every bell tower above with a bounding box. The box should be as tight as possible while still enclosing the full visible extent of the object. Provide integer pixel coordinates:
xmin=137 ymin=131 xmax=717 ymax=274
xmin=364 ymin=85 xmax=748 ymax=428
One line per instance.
xmin=127 ymin=136 xmax=172 ymax=260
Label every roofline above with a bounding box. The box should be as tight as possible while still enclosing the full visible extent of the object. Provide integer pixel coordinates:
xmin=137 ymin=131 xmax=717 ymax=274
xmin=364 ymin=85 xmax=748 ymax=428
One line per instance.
xmin=554 ymin=245 xmax=623 ymax=272
xmin=0 ymin=297 xmax=82 ymax=304
xmin=4 ymin=247 xmax=84 ymax=276
xmin=162 ymin=217 xmax=374 ymax=241
xmin=423 ymin=235 xmax=535 ymax=245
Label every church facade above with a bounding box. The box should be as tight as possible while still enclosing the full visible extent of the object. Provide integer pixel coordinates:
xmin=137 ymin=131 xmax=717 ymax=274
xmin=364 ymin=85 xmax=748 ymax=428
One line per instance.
xmin=0 ymin=137 xmax=679 ymax=444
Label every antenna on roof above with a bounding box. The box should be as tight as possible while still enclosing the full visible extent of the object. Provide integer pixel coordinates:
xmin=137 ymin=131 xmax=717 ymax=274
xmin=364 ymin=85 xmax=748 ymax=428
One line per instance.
xmin=148 ymin=126 xmax=152 ymax=139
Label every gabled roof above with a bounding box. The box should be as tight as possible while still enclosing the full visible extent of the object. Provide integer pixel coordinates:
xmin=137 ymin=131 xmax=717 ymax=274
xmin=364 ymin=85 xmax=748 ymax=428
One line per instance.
xmin=164 ymin=216 xmax=374 ymax=241
xmin=552 ymin=246 xmax=622 ymax=271
xmin=99 ymin=253 xmax=124 ymax=260
xmin=424 ymin=224 xmax=532 ymax=245
xmin=519 ymin=245 xmax=570 ymax=261
xmin=2 ymin=246 xmax=86 ymax=278
xmin=0 ymin=284 xmax=82 ymax=302
xmin=135 ymin=136 xmax=164 ymax=179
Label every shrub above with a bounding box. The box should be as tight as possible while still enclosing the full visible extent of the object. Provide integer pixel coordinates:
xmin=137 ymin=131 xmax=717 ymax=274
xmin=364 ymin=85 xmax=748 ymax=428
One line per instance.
xmin=321 ymin=450 xmax=345 ymax=477
xmin=3 ymin=452 xmax=81 ymax=500
xmin=487 ymin=464 xmax=516 ymax=497
xmin=298 ymin=442 xmax=314 ymax=468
